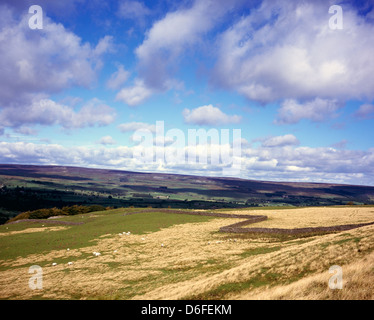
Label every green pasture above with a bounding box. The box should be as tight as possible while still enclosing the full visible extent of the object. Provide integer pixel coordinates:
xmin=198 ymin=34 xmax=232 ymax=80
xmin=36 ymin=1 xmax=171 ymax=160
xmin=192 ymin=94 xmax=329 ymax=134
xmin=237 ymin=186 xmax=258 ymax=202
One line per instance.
xmin=0 ymin=209 xmax=215 ymax=264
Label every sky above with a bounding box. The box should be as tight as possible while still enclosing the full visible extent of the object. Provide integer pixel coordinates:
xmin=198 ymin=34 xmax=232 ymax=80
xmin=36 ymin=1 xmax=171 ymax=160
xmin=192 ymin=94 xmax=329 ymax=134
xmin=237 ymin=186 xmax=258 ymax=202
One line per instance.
xmin=0 ymin=0 xmax=374 ymax=186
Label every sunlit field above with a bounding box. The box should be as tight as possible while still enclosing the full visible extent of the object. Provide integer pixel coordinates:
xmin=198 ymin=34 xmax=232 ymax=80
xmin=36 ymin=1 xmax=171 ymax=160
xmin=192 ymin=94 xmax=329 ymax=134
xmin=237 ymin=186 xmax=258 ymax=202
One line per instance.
xmin=0 ymin=206 xmax=373 ymax=300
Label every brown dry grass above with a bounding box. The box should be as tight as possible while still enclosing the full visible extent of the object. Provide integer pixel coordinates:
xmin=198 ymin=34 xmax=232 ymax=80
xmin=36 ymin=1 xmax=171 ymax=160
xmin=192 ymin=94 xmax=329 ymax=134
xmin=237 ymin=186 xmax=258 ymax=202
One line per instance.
xmin=227 ymin=206 xmax=374 ymax=228
xmin=0 ymin=226 xmax=68 ymax=237
xmin=0 ymin=206 xmax=373 ymax=300
xmin=236 ymin=248 xmax=374 ymax=300
xmin=132 ymin=223 xmax=374 ymax=300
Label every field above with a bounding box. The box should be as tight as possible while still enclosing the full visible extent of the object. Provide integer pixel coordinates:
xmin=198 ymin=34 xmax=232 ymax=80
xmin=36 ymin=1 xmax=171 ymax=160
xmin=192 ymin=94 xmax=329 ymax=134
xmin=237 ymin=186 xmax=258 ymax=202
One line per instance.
xmin=0 ymin=206 xmax=373 ymax=300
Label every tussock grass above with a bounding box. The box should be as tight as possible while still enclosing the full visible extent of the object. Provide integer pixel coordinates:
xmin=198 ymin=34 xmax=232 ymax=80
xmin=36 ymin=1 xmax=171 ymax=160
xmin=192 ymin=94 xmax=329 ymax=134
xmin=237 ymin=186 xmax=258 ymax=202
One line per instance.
xmin=0 ymin=206 xmax=373 ymax=300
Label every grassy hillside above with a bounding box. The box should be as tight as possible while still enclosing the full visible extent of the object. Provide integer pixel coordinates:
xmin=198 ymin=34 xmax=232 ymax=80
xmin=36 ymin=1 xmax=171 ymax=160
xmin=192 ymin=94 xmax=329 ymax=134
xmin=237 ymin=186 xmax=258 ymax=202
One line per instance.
xmin=0 ymin=208 xmax=214 ymax=262
xmin=0 ymin=206 xmax=373 ymax=300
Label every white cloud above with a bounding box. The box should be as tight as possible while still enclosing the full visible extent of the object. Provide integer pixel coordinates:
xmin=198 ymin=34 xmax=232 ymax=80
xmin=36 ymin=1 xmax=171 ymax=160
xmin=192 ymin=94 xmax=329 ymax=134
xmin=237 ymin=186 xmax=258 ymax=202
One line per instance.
xmin=262 ymin=134 xmax=300 ymax=148
xmin=117 ymin=0 xmax=374 ymax=114
xmin=213 ymin=0 xmax=374 ymax=107
xmin=97 ymin=136 xmax=116 ymax=145
xmin=241 ymin=144 xmax=374 ymax=185
xmin=0 ymin=142 xmax=133 ymax=168
xmin=0 ymin=140 xmax=373 ymax=186
xmin=14 ymin=126 xmax=38 ymax=136
xmin=106 ymin=65 xmax=130 ymax=90
xmin=118 ymin=122 xmax=156 ymax=133
xmin=135 ymin=0 xmax=216 ymax=89
xmin=115 ymin=79 xmax=155 ymax=106
xmin=275 ymin=98 xmax=341 ymax=124
xmin=183 ymin=105 xmax=242 ymax=126
xmin=118 ymin=0 xmax=151 ymax=22
xmin=0 ymin=98 xmax=116 ymax=129
xmin=0 ymin=6 xmax=112 ymax=110
xmin=124 ymin=0 xmax=246 ymax=101
xmin=353 ymin=104 xmax=374 ymax=120
xmin=93 ymin=35 xmax=114 ymax=57
xmin=330 ymin=140 xmax=348 ymax=150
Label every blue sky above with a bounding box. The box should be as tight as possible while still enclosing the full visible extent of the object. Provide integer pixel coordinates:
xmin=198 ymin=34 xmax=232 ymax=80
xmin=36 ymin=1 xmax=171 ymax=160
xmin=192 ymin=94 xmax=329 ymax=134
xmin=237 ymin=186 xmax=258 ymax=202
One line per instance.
xmin=0 ymin=0 xmax=374 ymax=185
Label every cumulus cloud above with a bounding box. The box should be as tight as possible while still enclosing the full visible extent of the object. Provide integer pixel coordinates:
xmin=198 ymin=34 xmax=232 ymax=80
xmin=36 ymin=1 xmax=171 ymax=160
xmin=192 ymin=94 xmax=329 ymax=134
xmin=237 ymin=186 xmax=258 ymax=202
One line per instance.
xmin=0 ymin=5 xmax=112 ymax=110
xmin=93 ymin=35 xmax=114 ymax=57
xmin=275 ymin=98 xmax=341 ymax=124
xmin=0 ymin=142 xmax=133 ymax=168
xmin=0 ymin=140 xmax=373 ymax=185
xmin=135 ymin=0 xmax=218 ymax=89
xmin=106 ymin=65 xmax=130 ymax=90
xmin=183 ymin=105 xmax=242 ymax=126
xmin=14 ymin=126 xmax=38 ymax=136
xmin=212 ymin=0 xmax=374 ymax=123
xmin=97 ymin=136 xmax=116 ymax=145
xmin=115 ymin=0 xmax=374 ymax=114
xmin=115 ymin=0 xmax=247 ymax=104
xmin=115 ymin=80 xmax=155 ymax=106
xmin=353 ymin=104 xmax=374 ymax=120
xmin=330 ymin=140 xmax=348 ymax=150
xmin=241 ymin=144 xmax=374 ymax=185
xmin=118 ymin=122 xmax=156 ymax=133
xmin=118 ymin=0 xmax=151 ymax=23
xmin=262 ymin=134 xmax=300 ymax=148
xmin=0 ymin=98 xmax=116 ymax=129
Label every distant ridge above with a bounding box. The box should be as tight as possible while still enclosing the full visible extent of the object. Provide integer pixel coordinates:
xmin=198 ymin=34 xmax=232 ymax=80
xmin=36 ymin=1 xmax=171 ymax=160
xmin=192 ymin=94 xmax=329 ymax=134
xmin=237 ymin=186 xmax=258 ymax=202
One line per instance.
xmin=1 ymin=164 xmax=374 ymax=224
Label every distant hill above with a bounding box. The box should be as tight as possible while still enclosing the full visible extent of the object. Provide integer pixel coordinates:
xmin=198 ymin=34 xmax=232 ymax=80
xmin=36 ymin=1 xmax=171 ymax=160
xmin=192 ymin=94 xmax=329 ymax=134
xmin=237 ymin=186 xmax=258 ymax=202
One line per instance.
xmin=1 ymin=164 xmax=374 ymax=224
